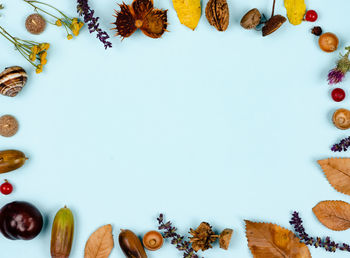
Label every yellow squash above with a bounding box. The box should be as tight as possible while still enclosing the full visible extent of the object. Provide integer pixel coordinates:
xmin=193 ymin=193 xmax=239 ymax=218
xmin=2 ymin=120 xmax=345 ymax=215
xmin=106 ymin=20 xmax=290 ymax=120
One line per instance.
xmin=173 ymin=0 xmax=201 ymax=30
xmin=284 ymin=0 xmax=306 ymax=25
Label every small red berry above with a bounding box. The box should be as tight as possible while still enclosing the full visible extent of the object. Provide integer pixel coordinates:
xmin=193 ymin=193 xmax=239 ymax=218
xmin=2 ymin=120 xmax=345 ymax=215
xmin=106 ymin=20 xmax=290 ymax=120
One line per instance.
xmin=0 ymin=180 xmax=13 ymax=195
xmin=331 ymin=88 xmax=346 ymax=102
xmin=305 ymin=10 xmax=318 ymax=22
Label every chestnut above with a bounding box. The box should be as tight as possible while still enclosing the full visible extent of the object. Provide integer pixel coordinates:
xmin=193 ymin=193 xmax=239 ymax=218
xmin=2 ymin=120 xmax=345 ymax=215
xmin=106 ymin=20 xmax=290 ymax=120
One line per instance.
xmin=142 ymin=231 xmax=163 ymax=251
xmin=0 ymin=201 xmax=43 ymax=240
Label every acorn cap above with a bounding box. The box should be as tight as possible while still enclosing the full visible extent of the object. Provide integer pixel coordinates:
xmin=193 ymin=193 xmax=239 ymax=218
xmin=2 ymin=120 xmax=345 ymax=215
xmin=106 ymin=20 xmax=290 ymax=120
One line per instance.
xmin=142 ymin=231 xmax=163 ymax=251
xmin=262 ymin=15 xmax=286 ymax=37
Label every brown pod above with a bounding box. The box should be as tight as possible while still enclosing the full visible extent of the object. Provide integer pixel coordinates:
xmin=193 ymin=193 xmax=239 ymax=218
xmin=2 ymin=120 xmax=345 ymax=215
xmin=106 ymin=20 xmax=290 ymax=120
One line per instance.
xmin=119 ymin=229 xmax=147 ymax=258
xmin=333 ymin=108 xmax=350 ymax=130
xmin=0 ymin=150 xmax=27 ymax=174
xmin=142 ymin=231 xmax=163 ymax=251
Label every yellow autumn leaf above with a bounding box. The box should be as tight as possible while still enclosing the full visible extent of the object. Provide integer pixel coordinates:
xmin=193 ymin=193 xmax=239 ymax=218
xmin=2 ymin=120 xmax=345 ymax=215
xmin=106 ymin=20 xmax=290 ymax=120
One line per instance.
xmin=284 ymin=0 xmax=306 ymax=25
xmin=173 ymin=0 xmax=201 ymax=30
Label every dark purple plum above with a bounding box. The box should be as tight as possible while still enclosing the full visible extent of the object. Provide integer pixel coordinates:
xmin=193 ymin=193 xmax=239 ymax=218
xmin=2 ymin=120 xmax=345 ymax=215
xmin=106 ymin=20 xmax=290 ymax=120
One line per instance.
xmin=0 ymin=201 xmax=43 ymax=240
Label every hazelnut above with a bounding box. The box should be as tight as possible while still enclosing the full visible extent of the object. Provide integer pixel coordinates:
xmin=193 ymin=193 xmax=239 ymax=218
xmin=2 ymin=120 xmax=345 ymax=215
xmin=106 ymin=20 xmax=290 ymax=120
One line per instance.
xmin=319 ymin=32 xmax=339 ymax=53
xmin=0 ymin=115 xmax=19 ymax=137
xmin=25 ymin=14 xmax=46 ymax=35
xmin=240 ymin=8 xmax=261 ymax=30
xmin=142 ymin=231 xmax=163 ymax=251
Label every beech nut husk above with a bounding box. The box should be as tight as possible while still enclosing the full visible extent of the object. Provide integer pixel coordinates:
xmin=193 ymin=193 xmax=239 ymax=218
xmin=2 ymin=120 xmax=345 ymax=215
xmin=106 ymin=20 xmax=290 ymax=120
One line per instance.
xmin=240 ymin=8 xmax=261 ymax=30
xmin=333 ymin=108 xmax=350 ymax=130
xmin=262 ymin=15 xmax=286 ymax=37
xmin=205 ymin=0 xmax=230 ymax=32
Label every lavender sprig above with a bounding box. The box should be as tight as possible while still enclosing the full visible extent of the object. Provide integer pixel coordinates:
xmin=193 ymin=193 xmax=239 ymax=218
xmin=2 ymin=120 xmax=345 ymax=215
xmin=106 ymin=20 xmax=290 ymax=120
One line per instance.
xmin=290 ymin=211 xmax=350 ymax=252
xmin=331 ymin=136 xmax=350 ymax=152
xmin=77 ymin=0 xmax=112 ymax=49
xmin=157 ymin=214 xmax=199 ymax=258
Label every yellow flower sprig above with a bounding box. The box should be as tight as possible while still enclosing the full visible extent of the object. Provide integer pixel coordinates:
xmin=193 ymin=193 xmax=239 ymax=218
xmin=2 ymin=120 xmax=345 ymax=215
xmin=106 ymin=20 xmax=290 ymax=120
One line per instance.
xmin=23 ymin=0 xmax=84 ymax=40
xmin=0 ymin=25 xmax=49 ymax=74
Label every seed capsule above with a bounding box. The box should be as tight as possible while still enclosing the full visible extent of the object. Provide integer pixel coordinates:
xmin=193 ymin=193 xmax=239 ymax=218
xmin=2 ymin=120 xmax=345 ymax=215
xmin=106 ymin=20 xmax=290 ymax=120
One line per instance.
xmin=0 ymin=150 xmax=27 ymax=174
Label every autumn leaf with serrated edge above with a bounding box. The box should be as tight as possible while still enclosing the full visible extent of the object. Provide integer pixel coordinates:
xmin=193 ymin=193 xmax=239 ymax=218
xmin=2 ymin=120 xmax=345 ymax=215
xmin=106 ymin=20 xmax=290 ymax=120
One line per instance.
xmin=245 ymin=220 xmax=311 ymax=258
xmin=318 ymin=158 xmax=350 ymax=195
xmin=313 ymin=200 xmax=350 ymax=231
xmin=84 ymin=224 xmax=114 ymax=258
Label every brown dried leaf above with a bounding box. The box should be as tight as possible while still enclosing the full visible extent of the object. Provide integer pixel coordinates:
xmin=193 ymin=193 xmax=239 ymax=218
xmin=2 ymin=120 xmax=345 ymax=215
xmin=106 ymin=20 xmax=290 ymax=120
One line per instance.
xmin=245 ymin=220 xmax=311 ymax=258
xmin=318 ymin=158 xmax=350 ymax=195
xmin=313 ymin=200 xmax=350 ymax=231
xmin=84 ymin=224 xmax=114 ymax=258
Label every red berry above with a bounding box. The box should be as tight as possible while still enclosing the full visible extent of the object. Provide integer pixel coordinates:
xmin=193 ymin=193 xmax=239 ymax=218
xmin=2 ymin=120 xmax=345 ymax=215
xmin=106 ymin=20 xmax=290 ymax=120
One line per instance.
xmin=305 ymin=10 xmax=318 ymax=22
xmin=331 ymin=88 xmax=346 ymax=102
xmin=0 ymin=180 xmax=13 ymax=195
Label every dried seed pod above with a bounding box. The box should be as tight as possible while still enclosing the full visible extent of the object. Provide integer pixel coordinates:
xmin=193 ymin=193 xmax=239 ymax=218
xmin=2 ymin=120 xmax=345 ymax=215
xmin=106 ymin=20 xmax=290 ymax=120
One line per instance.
xmin=25 ymin=14 xmax=46 ymax=35
xmin=0 ymin=66 xmax=27 ymax=97
xmin=113 ymin=0 xmax=168 ymax=39
xmin=240 ymin=8 xmax=261 ymax=30
xmin=205 ymin=0 xmax=229 ymax=32
xmin=0 ymin=115 xmax=19 ymax=137
xmin=333 ymin=108 xmax=350 ymax=130
xmin=0 ymin=150 xmax=27 ymax=174
xmin=262 ymin=15 xmax=286 ymax=37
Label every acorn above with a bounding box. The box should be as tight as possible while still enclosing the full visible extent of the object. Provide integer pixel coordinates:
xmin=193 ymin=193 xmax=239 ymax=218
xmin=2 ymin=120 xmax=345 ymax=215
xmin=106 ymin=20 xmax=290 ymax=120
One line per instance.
xmin=0 ymin=150 xmax=27 ymax=174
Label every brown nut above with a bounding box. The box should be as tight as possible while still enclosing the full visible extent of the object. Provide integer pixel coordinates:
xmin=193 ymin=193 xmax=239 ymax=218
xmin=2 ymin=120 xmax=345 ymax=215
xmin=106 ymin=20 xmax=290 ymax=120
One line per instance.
xmin=119 ymin=229 xmax=147 ymax=258
xmin=240 ymin=8 xmax=261 ymax=30
xmin=142 ymin=231 xmax=163 ymax=251
xmin=0 ymin=115 xmax=18 ymax=137
xmin=25 ymin=14 xmax=46 ymax=35
xmin=262 ymin=15 xmax=286 ymax=37
xmin=333 ymin=108 xmax=350 ymax=130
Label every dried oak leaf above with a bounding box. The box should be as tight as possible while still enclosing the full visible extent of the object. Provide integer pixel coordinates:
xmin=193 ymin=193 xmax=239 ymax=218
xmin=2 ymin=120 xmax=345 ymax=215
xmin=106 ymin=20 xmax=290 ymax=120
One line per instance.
xmin=113 ymin=0 xmax=168 ymax=39
xmin=245 ymin=220 xmax=311 ymax=258
xmin=173 ymin=0 xmax=201 ymax=30
xmin=84 ymin=224 xmax=114 ymax=258
xmin=205 ymin=0 xmax=229 ymax=32
xmin=318 ymin=158 xmax=350 ymax=195
xmin=313 ymin=200 xmax=350 ymax=231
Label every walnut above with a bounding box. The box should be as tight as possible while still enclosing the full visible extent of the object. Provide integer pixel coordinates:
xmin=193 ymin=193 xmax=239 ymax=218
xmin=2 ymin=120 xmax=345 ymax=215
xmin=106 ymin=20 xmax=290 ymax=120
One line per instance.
xmin=205 ymin=0 xmax=229 ymax=32
xmin=219 ymin=228 xmax=233 ymax=250
xmin=189 ymin=222 xmax=219 ymax=252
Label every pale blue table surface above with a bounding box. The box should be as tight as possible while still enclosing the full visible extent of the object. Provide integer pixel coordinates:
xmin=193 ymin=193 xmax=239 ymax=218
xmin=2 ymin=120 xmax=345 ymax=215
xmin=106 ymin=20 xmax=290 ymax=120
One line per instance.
xmin=1 ymin=0 xmax=350 ymax=257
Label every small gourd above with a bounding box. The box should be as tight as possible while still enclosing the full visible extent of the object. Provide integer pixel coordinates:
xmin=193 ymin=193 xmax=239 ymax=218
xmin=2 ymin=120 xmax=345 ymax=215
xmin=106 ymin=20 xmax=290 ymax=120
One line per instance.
xmin=0 ymin=66 xmax=28 ymax=97
xmin=284 ymin=0 xmax=306 ymax=25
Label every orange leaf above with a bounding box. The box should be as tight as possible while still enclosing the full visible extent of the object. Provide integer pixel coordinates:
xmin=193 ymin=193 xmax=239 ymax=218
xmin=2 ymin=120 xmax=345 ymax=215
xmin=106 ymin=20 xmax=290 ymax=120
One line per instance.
xmin=313 ymin=200 xmax=350 ymax=231
xmin=245 ymin=220 xmax=311 ymax=258
xmin=84 ymin=224 xmax=114 ymax=258
xmin=318 ymin=158 xmax=350 ymax=195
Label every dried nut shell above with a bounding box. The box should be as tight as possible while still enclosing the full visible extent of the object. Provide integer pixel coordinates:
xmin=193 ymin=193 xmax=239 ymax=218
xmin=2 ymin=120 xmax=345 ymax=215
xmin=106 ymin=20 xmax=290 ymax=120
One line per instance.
xmin=319 ymin=32 xmax=339 ymax=53
xmin=0 ymin=115 xmax=19 ymax=137
xmin=142 ymin=231 xmax=163 ymax=251
xmin=25 ymin=14 xmax=46 ymax=35
xmin=333 ymin=108 xmax=350 ymax=130
xmin=205 ymin=0 xmax=230 ymax=32
xmin=240 ymin=8 xmax=261 ymax=30
xmin=219 ymin=228 xmax=233 ymax=250
xmin=262 ymin=15 xmax=286 ymax=36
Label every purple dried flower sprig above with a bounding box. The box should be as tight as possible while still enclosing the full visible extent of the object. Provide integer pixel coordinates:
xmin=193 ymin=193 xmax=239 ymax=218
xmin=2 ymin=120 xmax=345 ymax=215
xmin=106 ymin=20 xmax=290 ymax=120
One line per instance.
xmin=290 ymin=211 xmax=350 ymax=252
xmin=77 ymin=0 xmax=112 ymax=49
xmin=331 ymin=136 xmax=350 ymax=152
xmin=157 ymin=214 xmax=199 ymax=258
xmin=328 ymin=46 xmax=350 ymax=85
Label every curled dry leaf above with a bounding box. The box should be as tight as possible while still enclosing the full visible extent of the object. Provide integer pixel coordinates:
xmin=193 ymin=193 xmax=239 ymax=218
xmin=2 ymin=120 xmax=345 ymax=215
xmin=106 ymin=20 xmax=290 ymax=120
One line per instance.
xmin=318 ymin=158 xmax=350 ymax=195
xmin=172 ymin=0 xmax=201 ymax=30
xmin=84 ymin=224 xmax=114 ymax=258
xmin=245 ymin=220 xmax=311 ymax=258
xmin=313 ymin=200 xmax=350 ymax=231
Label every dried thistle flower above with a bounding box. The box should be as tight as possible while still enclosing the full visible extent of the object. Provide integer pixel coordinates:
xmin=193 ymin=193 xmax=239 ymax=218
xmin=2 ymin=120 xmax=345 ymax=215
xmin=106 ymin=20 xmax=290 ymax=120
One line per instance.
xmin=328 ymin=46 xmax=350 ymax=85
xmin=157 ymin=214 xmax=199 ymax=258
xmin=331 ymin=136 xmax=350 ymax=152
xmin=290 ymin=211 xmax=350 ymax=252
xmin=113 ymin=0 xmax=168 ymax=39
xmin=77 ymin=0 xmax=112 ymax=49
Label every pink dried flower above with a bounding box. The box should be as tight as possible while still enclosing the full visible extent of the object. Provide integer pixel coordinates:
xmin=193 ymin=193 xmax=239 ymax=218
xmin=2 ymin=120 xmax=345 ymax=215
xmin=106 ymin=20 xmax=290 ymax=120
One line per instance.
xmin=328 ymin=46 xmax=350 ymax=85
xmin=328 ymin=68 xmax=345 ymax=84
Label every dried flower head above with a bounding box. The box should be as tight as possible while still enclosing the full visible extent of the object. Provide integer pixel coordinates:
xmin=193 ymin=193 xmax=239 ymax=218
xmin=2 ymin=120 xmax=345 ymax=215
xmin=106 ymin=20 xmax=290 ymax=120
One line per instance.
xmin=331 ymin=136 xmax=350 ymax=152
xmin=113 ymin=0 xmax=168 ymax=39
xmin=328 ymin=46 xmax=350 ymax=85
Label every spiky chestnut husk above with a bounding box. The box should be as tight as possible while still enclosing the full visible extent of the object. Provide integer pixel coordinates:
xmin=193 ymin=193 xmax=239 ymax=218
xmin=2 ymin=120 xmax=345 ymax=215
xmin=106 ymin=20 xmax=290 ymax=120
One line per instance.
xmin=113 ymin=0 xmax=167 ymax=39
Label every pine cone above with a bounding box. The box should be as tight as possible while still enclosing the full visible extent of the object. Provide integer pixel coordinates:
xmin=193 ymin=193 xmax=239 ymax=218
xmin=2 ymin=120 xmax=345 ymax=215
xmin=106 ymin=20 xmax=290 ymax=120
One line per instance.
xmin=189 ymin=222 xmax=219 ymax=252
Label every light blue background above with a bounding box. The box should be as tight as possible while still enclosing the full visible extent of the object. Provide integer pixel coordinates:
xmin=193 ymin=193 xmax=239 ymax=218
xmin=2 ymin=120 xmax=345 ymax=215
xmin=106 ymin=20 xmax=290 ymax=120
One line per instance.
xmin=1 ymin=0 xmax=350 ymax=257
